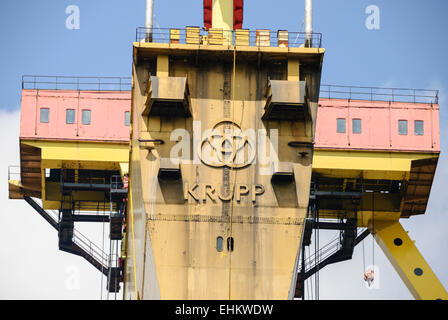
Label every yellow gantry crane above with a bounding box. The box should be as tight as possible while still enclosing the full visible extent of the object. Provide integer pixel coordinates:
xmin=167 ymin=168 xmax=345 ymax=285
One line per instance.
xmin=7 ymin=0 xmax=448 ymax=300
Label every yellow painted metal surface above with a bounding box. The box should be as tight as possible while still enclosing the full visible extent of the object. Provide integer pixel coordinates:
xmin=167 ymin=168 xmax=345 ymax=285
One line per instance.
xmin=125 ymin=39 xmax=325 ymax=299
xmin=373 ymin=221 xmax=448 ymax=300
xmin=120 ymin=162 xmax=129 ymax=175
xmin=8 ymin=180 xmax=30 ymax=199
xmin=170 ymin=29 xmax=180 ymax=44
xmin=12 ymin=26 xmax=442 ymax=300
xmin=235 ymin=29 xmax=249 ymax=46
xmin=212 ymin=0 xmax=233 ymax=31
xmin=287 ymin=59 xmax=300 ymax=81
xmin=186 ymin=27 xmax=201 ymax=45
xmin=311 ymin=151 xmax=439 ymax=223
xmin=22 ymin=140 xmax=129 ymax=165
xmin=313 ymin=149 xmax=439 ymax=180
xmin=156 ymin=55 xmax=169 ymax=77
xmin=133 ymin=41 xmax=326 ymax=57
xmin=18 ymin=140 xmax=130 ymax=210
xmin=208 ymin=28 xmax=224 ymax=45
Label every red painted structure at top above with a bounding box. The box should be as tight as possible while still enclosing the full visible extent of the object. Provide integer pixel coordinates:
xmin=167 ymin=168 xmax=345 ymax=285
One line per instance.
xmin=203 ymin=0 xmax=244 ymax=30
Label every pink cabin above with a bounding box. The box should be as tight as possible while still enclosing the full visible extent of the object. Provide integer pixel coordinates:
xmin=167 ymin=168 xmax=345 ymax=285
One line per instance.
xmin=20 ymin=90 xmax=131 ymax=142
xmin=315 ymin=98 xmax=440 ymax=152
xmin=19 ymin=79 xmax=440 ymax=154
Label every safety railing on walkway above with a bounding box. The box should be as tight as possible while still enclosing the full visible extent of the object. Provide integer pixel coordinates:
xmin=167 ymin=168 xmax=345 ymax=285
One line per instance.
xmin=136 ymin=27 xmax=323 ymax=48
xmin=22 ymin=75 xmax=132 ymax=91
xmin=73 ymin=228 xmax=110 ymax=269
xmin=320 ymin=85 xmax=439 ymax=104
xmin=8 ymin=165 xmax=20 ymax=181
xmin=110 ymin=175 xmax=124 ymax=191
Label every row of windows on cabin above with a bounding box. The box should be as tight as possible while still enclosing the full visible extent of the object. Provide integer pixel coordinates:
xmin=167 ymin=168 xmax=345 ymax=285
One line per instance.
xmin=336 ymin=118 xmax=424 ymax=136
xmin=39 ymin=108 xmax=131 ymax=126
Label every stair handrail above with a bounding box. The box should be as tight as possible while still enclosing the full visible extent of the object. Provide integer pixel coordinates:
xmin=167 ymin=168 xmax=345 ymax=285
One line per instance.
xmin=50 ymin=210 xmax=109 ymax=267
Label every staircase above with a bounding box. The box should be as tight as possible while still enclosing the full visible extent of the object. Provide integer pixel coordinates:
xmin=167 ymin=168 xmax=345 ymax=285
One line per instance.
xmin=23 ymin=196 xmax=109 ymax=276
xmin=295 ymin=222 xmax=370 ymax=298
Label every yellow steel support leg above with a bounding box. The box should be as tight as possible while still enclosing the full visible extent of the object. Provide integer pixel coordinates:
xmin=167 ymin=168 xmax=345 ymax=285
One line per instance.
xmin=373 ymin=221 xmax=448 ymax=300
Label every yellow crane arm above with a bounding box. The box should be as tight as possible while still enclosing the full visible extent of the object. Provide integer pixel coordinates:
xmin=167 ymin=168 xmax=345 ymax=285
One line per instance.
xmin=373 ymin=221 xmax=448 ymax=300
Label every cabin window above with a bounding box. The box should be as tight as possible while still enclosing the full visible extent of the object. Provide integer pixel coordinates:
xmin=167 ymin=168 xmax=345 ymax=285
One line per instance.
xmin=415 ymin=120 xmax=424 ymax=136
xmin=125 ymin=111 xmax=130 ymax=126
xmin=82 ymin=110 xmax=91 ymax=125
xmin=216 ymin=237 xmax=223 ymax=252
xmin=398 ymin=120 xmax=408 ymax=135
xmin=352 ymin=119 xmax=362 ymax=134
xmin=66 ymin=109 xmax=75 ymax=124
xmin=40 ymin=108 xmax=49 ymax=123
xmin=336 ymin=118 xmax=346 ymax=133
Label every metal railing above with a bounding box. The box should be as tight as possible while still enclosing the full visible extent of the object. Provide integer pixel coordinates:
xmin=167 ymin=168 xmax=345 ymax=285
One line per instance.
xmin=8 ymin=165 xmax=20 ymax=181
xmin=136 ymin=27 xmax=323 ymax=48
xmin=304 ymin=234 xmax=341 ymax=273
xmin=49 ymin=209 xmax=109 ymax=268
xmin=73 ymin=227 xmax=110 ymax=268
xmin=110 ymin=175 xmax=124 ymax=191
xmin=21 ymin=76 xmax=437 ymax=105
xmin=303 ymin=227 xmax=368 ymax=273
xmin=62 ymin=172 xmax=107 ymax=185
xmin=71 ymin=200 xmax=116 ymax=212
xmin=22 ymin=75 xmax=132 ymax=91
xmin=320 ymin=85 xmax=439 ymax=104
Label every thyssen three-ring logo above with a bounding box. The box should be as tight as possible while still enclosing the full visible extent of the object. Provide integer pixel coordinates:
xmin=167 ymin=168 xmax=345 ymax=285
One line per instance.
xmin=199 ymin=120 xmax=256 ymax=169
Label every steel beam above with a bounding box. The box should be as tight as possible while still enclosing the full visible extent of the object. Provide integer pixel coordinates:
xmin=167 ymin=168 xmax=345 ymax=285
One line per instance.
xmin=373 ymin=221 xmax=448 ymax=300
xmin=73 ymin=215 xmax=110 ymax=223
xmin=23 ymin=196 xmax=58 ymax=230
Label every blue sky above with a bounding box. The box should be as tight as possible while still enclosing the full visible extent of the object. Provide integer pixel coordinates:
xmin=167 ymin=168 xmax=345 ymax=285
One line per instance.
xmin=1 ymin=0 xmax=447 ymax=112
xmin=1 ymin=0 xmax=448 ymax=299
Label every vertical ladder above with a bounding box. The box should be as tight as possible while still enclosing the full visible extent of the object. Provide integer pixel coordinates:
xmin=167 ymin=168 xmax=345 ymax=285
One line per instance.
xmin=106 ymin=175 xmax=127 ymax=295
